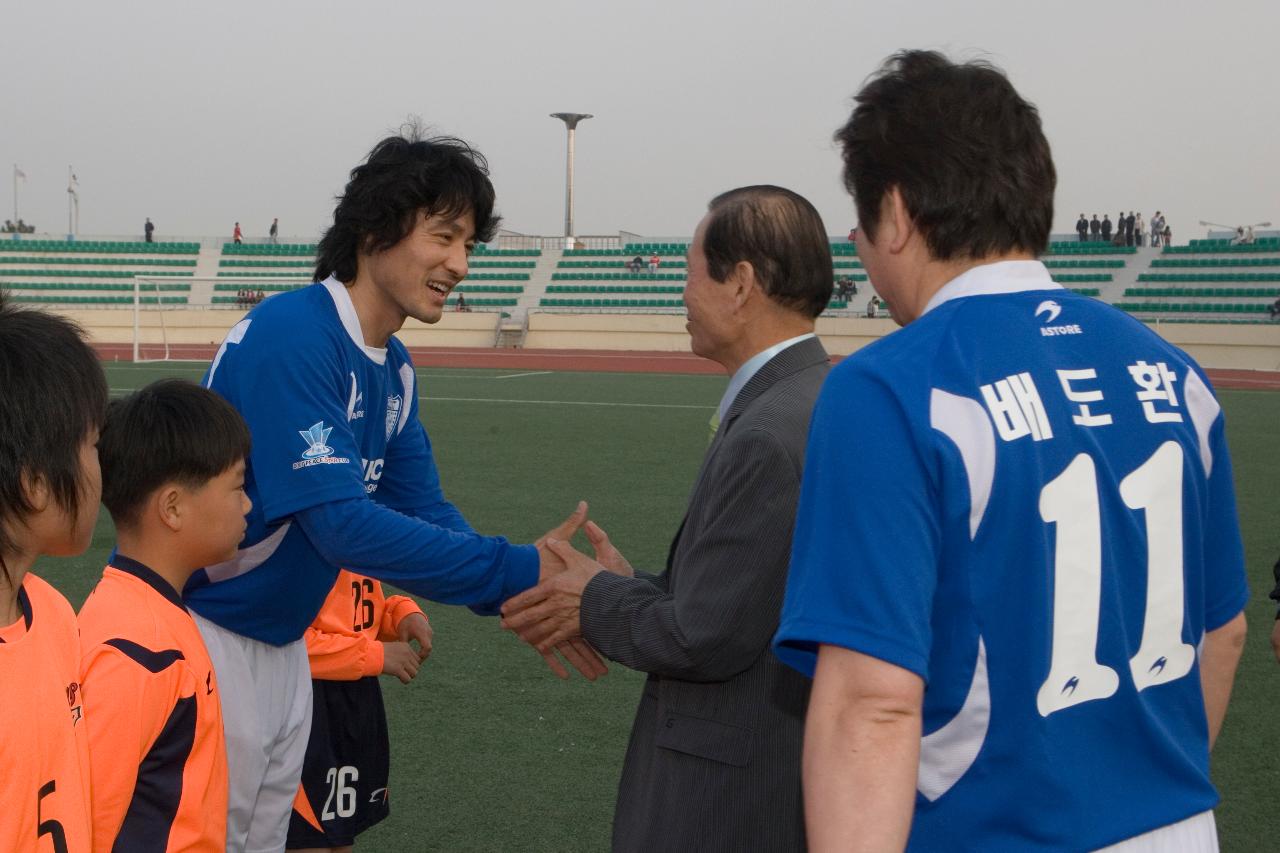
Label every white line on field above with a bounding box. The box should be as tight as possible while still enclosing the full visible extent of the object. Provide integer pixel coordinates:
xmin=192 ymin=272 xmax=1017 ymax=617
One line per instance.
xmin=106 ymin=389 xmax=713 ymax=410
xmin=494 ymin=371 xmax=553 ymax=380
xmin=422 ymin=396 xmax=713 ymax=410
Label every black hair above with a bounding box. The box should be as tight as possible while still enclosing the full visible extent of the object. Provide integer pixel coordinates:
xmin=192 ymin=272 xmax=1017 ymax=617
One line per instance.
xmin=702 ymin=185 xmax=834 ymax=319
xmin=836 ymin=50 xmax=1055 ymax=261
xmin=98 ymin=379 xmax=251 ymax=530
xmin=315 ymin=125 xmax=502 ymax=283
xmin=0 ymin=297 xmax=108 ymax=580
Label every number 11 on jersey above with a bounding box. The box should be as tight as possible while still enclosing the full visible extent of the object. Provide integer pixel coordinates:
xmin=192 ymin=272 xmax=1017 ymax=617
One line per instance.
xmin=1037 ymin=441 xmax=1196 ymax=717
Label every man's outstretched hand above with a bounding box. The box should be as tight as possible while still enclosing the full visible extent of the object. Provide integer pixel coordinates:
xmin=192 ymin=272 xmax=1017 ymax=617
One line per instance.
xmin=504 ymin=538 xmax=607 ymax=652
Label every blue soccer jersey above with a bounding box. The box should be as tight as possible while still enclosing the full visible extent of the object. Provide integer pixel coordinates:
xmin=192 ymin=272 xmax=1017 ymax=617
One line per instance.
xmin=185 ymin=278 xmax=537 ymax=644
xmin=775 ymin=262 xmax=1248 ymax=851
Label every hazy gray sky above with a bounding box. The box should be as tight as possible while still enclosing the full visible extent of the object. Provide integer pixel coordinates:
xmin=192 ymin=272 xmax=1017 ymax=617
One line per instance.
xmin=4 ymin=0 xmax=1276 ymax=242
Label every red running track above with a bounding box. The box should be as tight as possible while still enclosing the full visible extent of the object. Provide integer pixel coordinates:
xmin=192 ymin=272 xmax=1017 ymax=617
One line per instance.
xmin=98 ymin=344 xmax=1280 ymax=391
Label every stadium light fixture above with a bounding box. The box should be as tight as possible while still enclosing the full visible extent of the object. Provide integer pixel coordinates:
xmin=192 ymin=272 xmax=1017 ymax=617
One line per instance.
xmin=550 ymin=113 xmax=593 ymax=250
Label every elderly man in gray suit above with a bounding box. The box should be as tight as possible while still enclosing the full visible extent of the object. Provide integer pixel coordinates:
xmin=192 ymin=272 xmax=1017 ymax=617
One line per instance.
xmin=503 ymin=184 xmax=833 ymax=852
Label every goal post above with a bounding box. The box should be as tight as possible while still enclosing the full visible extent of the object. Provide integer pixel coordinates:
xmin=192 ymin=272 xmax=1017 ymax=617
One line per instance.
xmin=131 ymin=275 xmax=177 ymax=362
xmin=131 ymin=274 xmax=312 ymax=363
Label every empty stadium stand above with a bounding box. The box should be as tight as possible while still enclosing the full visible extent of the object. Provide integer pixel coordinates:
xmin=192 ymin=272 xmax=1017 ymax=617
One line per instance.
xmin=1110 ymin=236 xmax=1280 ymax=322
xmin=3 ymin=233 xmax=1274 ymax=328
xmin=0 ymin=240 xmax=198 ymax=306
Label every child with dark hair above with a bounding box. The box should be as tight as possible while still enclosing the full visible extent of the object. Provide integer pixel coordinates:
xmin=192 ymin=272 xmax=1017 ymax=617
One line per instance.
xmin=78 ymin=379 xmax=252 ymax=852
xmin=0 ymin=298 xmax=107 ymax=852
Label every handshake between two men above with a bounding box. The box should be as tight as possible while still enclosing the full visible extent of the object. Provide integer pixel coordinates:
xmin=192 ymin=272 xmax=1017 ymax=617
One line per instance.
xmin=506 ymin=501 xmax=632 ymax=681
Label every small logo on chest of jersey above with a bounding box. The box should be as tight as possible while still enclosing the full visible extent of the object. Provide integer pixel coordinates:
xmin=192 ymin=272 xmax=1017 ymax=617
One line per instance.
xmin=369 ymin=787 xmax=389 ymax=804
xmin=1060 ymin=676 xmax=1079 ymax=696
xmin=67 ymin=681 xmax=83 ymax=725
xmin=1036 ymin=299 xmax=1083 ymax=337
xmin=347 ymin=373 xmax=365 ymax=422
xmin=1148 ymin=656 xmax=1168 ymax=676
xmin=385 ymin=395 xmax=403 ymax=440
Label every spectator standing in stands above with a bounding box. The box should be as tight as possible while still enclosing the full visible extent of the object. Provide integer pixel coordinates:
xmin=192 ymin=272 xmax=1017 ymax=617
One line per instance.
xmin=1164 ymin=222 xmax=1172 ymax=246
xmin=1101 ymin=214 xmax=1112 ymax=242
xmin=1126 ymin=211 xmax=1136 ymax=247
xmin=1135 ymin=212 xmax=1145 ymax=247
xmin=1076 ymin=214 xmax=1088 ymax=242
xmin=865 ymin=294 xmax=880 ymax=317
xmin=269 ymin=218 xmax=279 ymax=245
xmin=648 ymin=252 xmax=660 ymax=273
xmin=456 ymin=292 xmax=469 ymax=312
xmin=839 ymin=277 xmax=858 ymax=301
xmin=233 ymin=222 xmax=243 ymax=244
xmin=1090 ymin=214 xmax=1101 ymax=241
xmin=144 ymin=218 xmax=155 ymax=243
xmin=1152 ymin=211 xmax=1163 ymax=247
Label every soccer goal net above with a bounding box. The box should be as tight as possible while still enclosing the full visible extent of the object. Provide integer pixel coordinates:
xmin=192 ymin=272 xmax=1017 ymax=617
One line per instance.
xmin=131 ymin=274 xmax=311 ymax=363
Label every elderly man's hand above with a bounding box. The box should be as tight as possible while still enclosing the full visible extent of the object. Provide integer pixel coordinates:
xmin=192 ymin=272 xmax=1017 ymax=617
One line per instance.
xmin=503 ymin=539 xmax=606 ymax=652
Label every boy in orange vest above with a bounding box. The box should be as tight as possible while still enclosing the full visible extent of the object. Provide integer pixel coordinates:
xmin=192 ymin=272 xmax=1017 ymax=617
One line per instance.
xmin=0 ymin=300 xmax=106 ymax=853
xmin=80 ymin=379 xmax=252 ymax=852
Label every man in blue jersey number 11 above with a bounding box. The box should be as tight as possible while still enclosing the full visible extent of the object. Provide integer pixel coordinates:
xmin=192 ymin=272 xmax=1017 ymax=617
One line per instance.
xmin=773 ymin=52 xmax=1248 ymax=852
xmin=190 ymin=129 xmax=607 ymax=852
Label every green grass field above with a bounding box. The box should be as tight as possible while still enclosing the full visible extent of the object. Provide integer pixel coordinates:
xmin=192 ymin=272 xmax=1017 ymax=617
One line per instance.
xmin=36 ymin=362 xmax=1280 ymax=851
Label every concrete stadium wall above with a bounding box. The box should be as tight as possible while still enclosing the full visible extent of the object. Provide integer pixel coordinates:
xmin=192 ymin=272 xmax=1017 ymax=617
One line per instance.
xmin=56 ymin=308 xmax=501 ymax=349
xmin=1149 ymin=323 xmax=1280 ymax=371
xmin=525 ymin=312 xmax=1280 ymax=369
xmin=526 ymin=312 xmax=911 ymax=356
xmin=45 ymin=308 xmax=1280 ymax=372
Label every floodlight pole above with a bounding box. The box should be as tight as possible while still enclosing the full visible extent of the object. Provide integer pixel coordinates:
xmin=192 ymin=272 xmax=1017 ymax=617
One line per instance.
xmin=551 ymin=113 xmax=592 ymax=250
xmin=66 ymin=166 xmax=80 ymax=240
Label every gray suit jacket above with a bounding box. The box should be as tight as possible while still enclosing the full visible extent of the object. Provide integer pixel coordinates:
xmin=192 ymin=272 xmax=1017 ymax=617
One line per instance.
xmin=581 ymin=336 xmax=830 ymax=853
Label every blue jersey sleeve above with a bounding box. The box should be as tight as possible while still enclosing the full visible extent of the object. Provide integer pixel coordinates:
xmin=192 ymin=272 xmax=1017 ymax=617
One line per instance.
xmin=1196 ymin=381 xmax=1249 ymax=632
xmin=208 ymin=314 xmax=367 ymax=523
xmin=774 ymin=361 xmax=941 ymax=680
xmin=295 ymin=497 xmax=538 ymax=608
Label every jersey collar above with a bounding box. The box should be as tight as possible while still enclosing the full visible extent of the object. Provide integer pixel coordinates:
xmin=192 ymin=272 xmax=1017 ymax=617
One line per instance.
xmin=921 ymin=260 xmax=1061 ymax=317
xmin=0 ymin=586 xmax=33 ymax=642
xmin=109 ymin=554 xmax=188 ymax=612
xmin=322 ymin=276 xmax=389 ymax=366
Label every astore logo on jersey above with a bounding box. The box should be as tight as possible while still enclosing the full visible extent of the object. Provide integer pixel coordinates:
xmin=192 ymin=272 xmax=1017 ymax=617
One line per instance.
xmin=1035 ymin=300 xmax=1062 ymax=323
xmin=1035 ymin=299 xmax=1083 ymax=337
xmin=347 ymin=372 xmax=365 ymax=422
